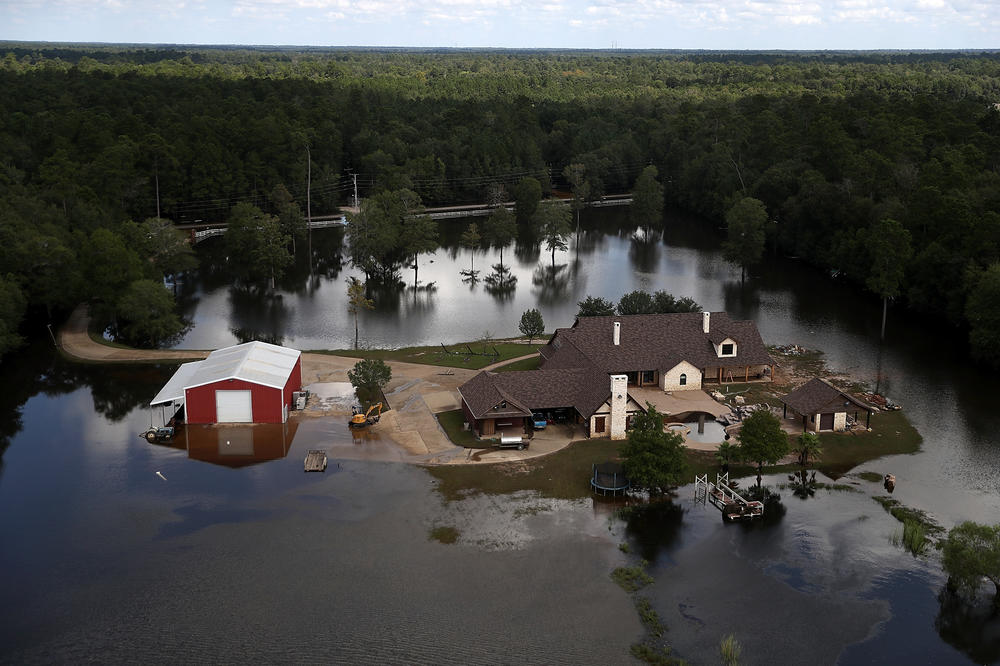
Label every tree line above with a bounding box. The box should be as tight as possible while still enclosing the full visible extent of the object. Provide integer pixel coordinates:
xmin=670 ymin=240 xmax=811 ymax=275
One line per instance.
xmin=1 ymin=45 xmax=999 ymax=362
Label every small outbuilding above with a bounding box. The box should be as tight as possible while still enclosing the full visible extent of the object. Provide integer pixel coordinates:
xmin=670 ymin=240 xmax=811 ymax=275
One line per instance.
xmin=150 ymin=341 xmax=302 ymax=425
xmin=780 ymin=378 xmax=873 ymax=432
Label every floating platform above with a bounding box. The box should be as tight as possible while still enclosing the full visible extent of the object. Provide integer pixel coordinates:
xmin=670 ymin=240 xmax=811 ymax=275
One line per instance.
xmin=304 ymin=449 xmax=328 ymax=472
xmin=694 ymin=473 xmax=764 ymax=521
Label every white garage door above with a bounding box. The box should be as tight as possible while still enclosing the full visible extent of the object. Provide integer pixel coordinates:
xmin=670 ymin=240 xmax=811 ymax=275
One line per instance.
xmin=215 ymin=390 xmax=253 ymax=423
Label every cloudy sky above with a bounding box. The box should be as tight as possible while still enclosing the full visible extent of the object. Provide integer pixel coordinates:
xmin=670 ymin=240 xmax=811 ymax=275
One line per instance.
xmin=1 ymin=0 xmax=996 ymax=50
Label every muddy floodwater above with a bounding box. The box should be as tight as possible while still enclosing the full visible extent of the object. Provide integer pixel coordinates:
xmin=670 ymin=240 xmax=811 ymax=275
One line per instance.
xmin=3 ymin=210 xmax=1000 ymax=663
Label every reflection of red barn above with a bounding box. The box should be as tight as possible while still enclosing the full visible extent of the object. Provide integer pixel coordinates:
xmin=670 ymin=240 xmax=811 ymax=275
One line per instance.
xmin=150 ymin=342 xmax=302 ymax=425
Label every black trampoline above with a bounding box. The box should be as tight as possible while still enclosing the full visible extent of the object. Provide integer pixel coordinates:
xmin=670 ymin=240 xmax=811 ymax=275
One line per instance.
xmin=591 ymin=461 xmax=630 ymax=496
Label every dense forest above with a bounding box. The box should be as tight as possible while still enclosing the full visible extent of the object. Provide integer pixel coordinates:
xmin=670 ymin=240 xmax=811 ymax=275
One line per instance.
xmin=1 ymin=45 xmax=1000 ymax=362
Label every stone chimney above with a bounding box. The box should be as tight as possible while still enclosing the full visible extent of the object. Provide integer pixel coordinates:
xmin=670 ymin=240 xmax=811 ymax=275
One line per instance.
xmin=702 ymin=311 xmax=710 ymax=334
xmin=610 ymin=374 xmax=628 ymax=440
xmin=613 ymin=321 xmax=621 ymax=346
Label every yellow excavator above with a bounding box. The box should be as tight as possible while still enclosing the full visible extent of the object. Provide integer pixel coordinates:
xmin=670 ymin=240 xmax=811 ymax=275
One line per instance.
xmin=349 ymin=402 xmax=383 ymax=429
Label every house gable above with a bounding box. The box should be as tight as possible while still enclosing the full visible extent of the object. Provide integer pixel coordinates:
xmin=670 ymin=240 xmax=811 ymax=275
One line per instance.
xmin=714 ymin=338 xmax=737 ymax=358
xmin=661 ymin=360 xmax=702 ymax=391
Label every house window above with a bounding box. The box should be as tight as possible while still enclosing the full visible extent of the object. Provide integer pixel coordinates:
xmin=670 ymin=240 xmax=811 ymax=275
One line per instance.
xmin=641 ymin=370 xmax=655 ymax=385
xmin=679 ymin=373 xmax=687 ymax=386
xmin=721 ymin=343 xmax=734 ymax=356
xmin=626 ymin=372 xmax=639 ymax=386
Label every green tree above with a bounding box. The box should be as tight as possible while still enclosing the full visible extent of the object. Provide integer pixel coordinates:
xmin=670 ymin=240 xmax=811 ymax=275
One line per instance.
xmin=460 ymin=222 xmax=481 ymax=277
xmin=966 ymin=263 xmax=1000 ymax=367
xmin=346 ymin=276 xmax=374 ymax=349
xmin=794 ymin=432 xmax=822 ymax=466
xmin=347 ymin=358 xmax=393 ymax=400
xmin=715 ymin=441 xmax=739 ymax=469
xmin=127 ymin=217 xmax=197 ymax=288
xmin=723 ymin=197 xmax=768 ymax=284
xmin=621 ymin=405 xmax=688 ymax=495
xmin=0 ymin=275 xmax=26 ymax=357
xmin=401 ymin=212 xmax=438 ymax=287
xmin=737 ymin=409 xmax=789 ymax=483
xmin=533 ymin=201 xmax=571 ymax=266
xmin=631 ymin=165 xmax=664 ymax=229
xmin=518 ymin=308 xmax=544 ymax=342
xmin=563 ymin=163 xmax=591 ymax=229
xmin=577 ymin=295 xmax=616 ymax=317
xmin=115 ymin=279 xmax=185 ymax=347
xmin=347 ymin=189 xmax=422 ymax=282
xmin=225 ymin=202 xmax=292 ymax=290
xmin=618 ymin=290 xmax=656 ymax=315
xmin=83 ymin=227 xmax=144 ymax=320
xmin=481 ymin=206 xmax=517 ymax=270
xmin=513 ymin=176 xmax=542 ymax=226
xmin=866 ymin=218 xmax=913 ymax=340
xmin=940 ymin=521 xmax=1000 ymax=608
xmin=652 ymin=290 xmax=701 ymax=314
xmin=271 ymin=183 xmax=307 ymax=255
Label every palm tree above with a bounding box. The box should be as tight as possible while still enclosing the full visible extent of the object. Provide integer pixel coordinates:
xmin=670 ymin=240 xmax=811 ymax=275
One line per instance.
xmin=795 ymin=432 xmax=822 ymax=466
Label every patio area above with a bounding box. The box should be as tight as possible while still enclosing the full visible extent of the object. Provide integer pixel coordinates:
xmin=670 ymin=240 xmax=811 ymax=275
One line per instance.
xmin=629 ymin=387 xmax=733 ymax=420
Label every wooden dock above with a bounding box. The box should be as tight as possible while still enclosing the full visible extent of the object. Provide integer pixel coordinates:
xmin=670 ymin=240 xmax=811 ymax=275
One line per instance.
xmin=694 ymin=473 xmax=764 ymax=521
xmin=304 ymin=449 xmax=328 ymax=472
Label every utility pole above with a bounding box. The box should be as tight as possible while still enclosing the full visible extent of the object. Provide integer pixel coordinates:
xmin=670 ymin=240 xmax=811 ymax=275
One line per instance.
xmin=306 ymin=145 xmax=312 ymax=275
xmin=352 ymin=173 xmax=359 ymax=209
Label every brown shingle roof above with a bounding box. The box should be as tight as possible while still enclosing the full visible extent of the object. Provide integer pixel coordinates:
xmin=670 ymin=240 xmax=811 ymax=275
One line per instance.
xmin=539 ymin=312 xmax=773 ymax=373
xmin=458 ymin=368 xmax=615 ymax=420
xmin=780 ymin=378 xmax=873 ymax=415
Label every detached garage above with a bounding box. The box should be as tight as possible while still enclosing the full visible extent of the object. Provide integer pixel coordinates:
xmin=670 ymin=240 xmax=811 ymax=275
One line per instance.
xmin=150 ymin=341 xmax=302 ymax=425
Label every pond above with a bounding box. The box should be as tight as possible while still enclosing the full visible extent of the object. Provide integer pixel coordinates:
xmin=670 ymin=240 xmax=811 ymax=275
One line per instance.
xmin=2 ymin=207 xmax=1000 ymax=663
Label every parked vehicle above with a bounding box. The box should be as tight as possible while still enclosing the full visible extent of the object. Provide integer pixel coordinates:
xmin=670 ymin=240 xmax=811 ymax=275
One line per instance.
xmin=350 ymin=403 xmax=383 ymax=428
xmin=499 ymin=432 xmax=527 ymax=450
xmin=532 ymin=412 xmax=547 ymax=429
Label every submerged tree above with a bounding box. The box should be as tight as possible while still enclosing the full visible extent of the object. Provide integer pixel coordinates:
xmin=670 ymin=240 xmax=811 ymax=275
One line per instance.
xmin=631 ymin=165 xmax=664 ymax=229
xmin=563 ymin=162 xmax=591 ymax=230
xmin=621 ymin=404 xmax=688 ymax=495
xmin=513 ymin=176 xmax=542 ymax=226
xmin=115 ymin=279 xmax=185 ymax=348
xmin=723 ymin=197 xmax=768 ymax=284
xmin=460 ymin=222 xmax=481 ymax=280
xmin=346 ymin=276 xmax=374 ymax=349
xmin=940 ymin=521 xmax=1000 ymax=608
xmin=533 ymin=201 xmax=572 ymax=267
xmin=966 ymin=263 xmax=1000 ymax=367
xmin=225 ymin=202 xmax=292 ymax=290
xmin=866 ymin=218 xmax=913 ymax=340
xmin=481 ymin=206 xmax=517 ymax=271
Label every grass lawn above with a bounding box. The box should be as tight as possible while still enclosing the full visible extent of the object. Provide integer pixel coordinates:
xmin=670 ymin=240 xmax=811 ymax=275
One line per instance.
xmin=435 ymin=409 xmax=488 ymax=449
xmin=428 ymin=438 xmax=625 ymax=501
xmin=314 ymin=340 xmax=544 ymax=370
xmin=815 ymin=410 xmax=922 ymax=477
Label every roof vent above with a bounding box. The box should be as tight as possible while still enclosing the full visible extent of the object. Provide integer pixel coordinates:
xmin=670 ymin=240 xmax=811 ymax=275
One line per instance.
xmin=613 ymin=321 xmax=621 ymax=346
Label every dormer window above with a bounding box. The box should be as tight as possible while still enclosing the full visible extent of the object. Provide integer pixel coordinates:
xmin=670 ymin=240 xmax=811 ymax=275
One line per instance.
xmin=721 ymin=343 xmax=734 ymax=355
xmin=717 ymin=339 xmax=737 ymax=357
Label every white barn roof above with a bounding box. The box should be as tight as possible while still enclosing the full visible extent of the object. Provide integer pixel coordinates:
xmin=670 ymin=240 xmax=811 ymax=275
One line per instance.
xmin=149 ymin=342 xmax=301 ymax=406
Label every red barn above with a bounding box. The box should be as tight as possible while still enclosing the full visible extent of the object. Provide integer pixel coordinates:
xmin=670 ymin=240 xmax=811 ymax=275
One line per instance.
xmin=150 ymin=341 xmax=302 ymax=424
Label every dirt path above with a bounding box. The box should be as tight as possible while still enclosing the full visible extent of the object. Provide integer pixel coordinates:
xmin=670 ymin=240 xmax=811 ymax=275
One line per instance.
xmin=58 ymin=305 xmax=569 ymax=465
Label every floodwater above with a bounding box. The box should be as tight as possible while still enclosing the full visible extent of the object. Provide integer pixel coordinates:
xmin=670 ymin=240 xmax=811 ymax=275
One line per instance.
xmin=3 ymin=209 xmax=1000 ymax=663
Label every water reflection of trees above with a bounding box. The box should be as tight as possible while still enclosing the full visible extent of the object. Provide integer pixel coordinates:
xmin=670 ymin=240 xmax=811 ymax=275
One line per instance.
xmin=721 ymin=279 xmax=762 ymax=319
xmin=0 ymin=345 xmax=178 ymax=481
xmin=935 ymin=586 xmax=1000 ymax=664
xmin=532 ymin=264 xmax=571 ymax=306
xmin=622 ymin=500 xmax=685 ymax=562
xmin=629 ymin=228 xmax=662 ymax=273
xmin=485 ymin=264 xmax=517 ymax=302
xmin=227 ymin=289 xmax=290 ymax=346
